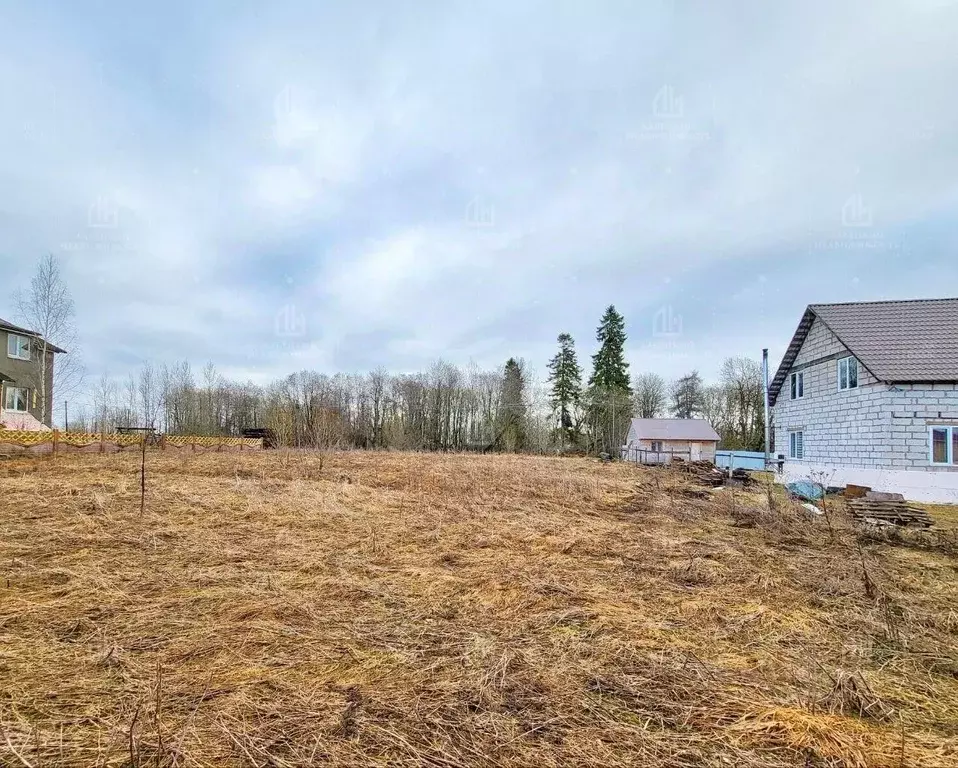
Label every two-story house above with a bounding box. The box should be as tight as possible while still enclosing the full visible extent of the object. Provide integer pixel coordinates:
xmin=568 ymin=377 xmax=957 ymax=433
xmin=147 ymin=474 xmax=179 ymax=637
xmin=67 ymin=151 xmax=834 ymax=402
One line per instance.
xmin=0 ymin=317 xmax=66 ymax=431
xmin=770 ymin=299 xmax=958 ymax=503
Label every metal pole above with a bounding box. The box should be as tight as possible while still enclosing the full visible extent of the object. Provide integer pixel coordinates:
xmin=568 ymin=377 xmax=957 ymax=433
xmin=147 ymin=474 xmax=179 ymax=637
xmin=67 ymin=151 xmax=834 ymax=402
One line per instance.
xmin=762 ymin=349 xmax=771 ymax=468
xmin=64 ymin=400 xmax=68 ymax=432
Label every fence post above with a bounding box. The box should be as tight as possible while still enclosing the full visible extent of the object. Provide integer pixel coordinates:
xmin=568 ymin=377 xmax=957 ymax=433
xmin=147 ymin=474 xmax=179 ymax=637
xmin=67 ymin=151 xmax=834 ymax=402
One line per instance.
xmin=53 ymin=429 xmax=59 ymax=456
xmin=100 ymin=430 xmax=105 ymax=454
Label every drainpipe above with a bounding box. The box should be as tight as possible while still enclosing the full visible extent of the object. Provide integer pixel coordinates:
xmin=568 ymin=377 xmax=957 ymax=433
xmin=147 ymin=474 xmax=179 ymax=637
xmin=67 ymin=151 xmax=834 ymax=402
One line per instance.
xmin=762 ymin=348 xmax=770 ymax=468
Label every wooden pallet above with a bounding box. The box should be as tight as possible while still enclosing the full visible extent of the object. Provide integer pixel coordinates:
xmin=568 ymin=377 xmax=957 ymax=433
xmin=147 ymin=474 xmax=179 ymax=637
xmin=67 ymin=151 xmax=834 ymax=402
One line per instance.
xmin=847 ymin=498 xmax=933 ymax=528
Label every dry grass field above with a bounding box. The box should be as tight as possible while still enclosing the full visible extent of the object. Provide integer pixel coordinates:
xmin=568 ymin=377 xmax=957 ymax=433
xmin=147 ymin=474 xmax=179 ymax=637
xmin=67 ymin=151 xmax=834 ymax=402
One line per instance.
xmin=1 ymin=451 xmax=956 ymax=767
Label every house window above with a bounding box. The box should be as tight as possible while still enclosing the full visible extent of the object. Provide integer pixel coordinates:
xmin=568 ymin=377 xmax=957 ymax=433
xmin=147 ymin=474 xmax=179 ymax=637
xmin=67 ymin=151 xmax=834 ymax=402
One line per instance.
xmin=6 ymin=333 xmax=30 ymax=361
xmin=929 ymin=426 xmax=958 ymax=466
xmin=790 ymin=371 xmax=804 ymax=400
xmin=788 ymin=430 xmax=804 ymax=460
xmin=3 ymin=385 xmax=29 ymax=412
xmin=838 ymin=356 xmax=858 ymax=390
xmin=650 ymin=440 xmax=663 ymax=452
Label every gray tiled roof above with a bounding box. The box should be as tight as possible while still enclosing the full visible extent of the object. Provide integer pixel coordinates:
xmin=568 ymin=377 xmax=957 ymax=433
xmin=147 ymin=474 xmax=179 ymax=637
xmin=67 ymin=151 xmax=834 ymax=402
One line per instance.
xmin=628 ymin=418 xmax=720 ymax=441
xmin=769 ymin=298 xmax=958 ymax=405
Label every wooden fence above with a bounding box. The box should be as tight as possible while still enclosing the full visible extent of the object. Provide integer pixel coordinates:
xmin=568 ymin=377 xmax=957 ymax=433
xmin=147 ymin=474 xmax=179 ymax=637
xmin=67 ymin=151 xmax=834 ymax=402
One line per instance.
xmin=0 ymin=429 xmax=262 ymax=455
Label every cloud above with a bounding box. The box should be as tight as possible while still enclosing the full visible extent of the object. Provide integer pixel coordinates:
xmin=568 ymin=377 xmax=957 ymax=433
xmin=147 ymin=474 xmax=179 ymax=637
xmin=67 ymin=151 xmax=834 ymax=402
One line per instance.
xmin=0 ymin=0 xmax=957 ymax=410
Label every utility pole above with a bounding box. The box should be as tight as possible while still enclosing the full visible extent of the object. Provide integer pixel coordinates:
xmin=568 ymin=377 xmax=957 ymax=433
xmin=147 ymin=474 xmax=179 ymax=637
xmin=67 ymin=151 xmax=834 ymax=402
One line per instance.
xmin=611 ymin=388 xmax=616 ymax=457
xmin=762 ymin=349 xmax=770 ymax=467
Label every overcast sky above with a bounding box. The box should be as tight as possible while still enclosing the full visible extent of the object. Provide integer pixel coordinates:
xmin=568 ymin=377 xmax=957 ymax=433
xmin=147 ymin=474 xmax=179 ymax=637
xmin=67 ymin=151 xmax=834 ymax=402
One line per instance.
xmin=2 ymin=1 xmax=957 ymax=396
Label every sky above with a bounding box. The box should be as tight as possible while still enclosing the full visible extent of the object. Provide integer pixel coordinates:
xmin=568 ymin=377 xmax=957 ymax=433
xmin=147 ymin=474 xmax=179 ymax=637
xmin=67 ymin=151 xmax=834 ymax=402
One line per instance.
xmin=2 ymin=0 xmax=957 ymax=400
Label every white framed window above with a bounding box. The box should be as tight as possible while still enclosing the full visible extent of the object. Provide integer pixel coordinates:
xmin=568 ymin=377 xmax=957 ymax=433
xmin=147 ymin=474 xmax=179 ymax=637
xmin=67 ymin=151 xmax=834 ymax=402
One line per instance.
xmin=650 ymin=440 xmax=663 ymax=452
xmin=789 ymin=371 xmax=804 ymax=400
xmin=6 ymin=333 xmax=30 ymax=361
xmin=788 ymin=430 xmax=804 ymax=460
xmin=838 ymin=356 xmax=858 ymax=390
xmin=3 ymin=385 xmax=29 ymax=412
xmin=929 ymin=426 xmax=958 ymax=466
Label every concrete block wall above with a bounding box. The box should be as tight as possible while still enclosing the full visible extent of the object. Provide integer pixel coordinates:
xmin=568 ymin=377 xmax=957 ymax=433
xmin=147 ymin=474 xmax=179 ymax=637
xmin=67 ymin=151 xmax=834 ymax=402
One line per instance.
xmin=774 ymin=318 xmax=958 ymax=474
xmin=774 ymin=318 xmax=887 ymax=468
xmin=885 ymin=383 xmax=958 ymax=472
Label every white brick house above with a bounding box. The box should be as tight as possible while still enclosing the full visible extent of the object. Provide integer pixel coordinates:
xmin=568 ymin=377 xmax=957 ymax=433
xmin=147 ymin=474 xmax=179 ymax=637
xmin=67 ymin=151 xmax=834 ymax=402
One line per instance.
xmin=770 ymin=299 xmax=958 ymax=503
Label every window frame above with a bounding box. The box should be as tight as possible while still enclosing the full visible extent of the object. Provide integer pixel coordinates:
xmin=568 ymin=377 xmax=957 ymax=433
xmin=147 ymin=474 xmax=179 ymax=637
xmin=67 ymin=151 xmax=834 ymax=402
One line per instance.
xmin=789 ymin=371 xmax=804 ymax=400
xmin=6 ymin=333 xmax=31 ymax=361
xmin=837 ymin=356 xmax=859 ymax=391
xmin=650 ymin=440 xmax=663 ymax=453
xmin=929 ymin=425 xmax=958 ymax=466
xmin=3 ymin=385 xmax=30 ymax=412
xmin=788 ymin=430 xmax=804 ymax=460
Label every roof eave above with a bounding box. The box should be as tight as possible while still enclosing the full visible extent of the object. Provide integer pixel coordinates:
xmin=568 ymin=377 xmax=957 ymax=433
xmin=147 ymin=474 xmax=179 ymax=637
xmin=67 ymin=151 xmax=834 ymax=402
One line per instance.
xmin=0 ymin=322 xmax=67 ymax=353
xmin=768 ymin=307 xmax=816 ymax=407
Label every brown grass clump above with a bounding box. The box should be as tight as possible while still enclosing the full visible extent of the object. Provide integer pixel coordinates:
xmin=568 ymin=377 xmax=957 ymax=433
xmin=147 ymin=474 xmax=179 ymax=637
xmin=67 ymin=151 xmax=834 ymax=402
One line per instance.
xmin=1 ymin=451 xmax=957 ymax=767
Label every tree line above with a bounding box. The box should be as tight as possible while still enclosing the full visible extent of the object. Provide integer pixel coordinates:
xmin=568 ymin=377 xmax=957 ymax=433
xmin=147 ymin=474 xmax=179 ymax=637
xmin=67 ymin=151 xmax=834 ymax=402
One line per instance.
xmin=10 ymin=257 xmax=766 ymax=453
xmin=71 ymin=305 xmax=765 ymax=453
xmin=545 ymin=306 xmax=765 ymax=453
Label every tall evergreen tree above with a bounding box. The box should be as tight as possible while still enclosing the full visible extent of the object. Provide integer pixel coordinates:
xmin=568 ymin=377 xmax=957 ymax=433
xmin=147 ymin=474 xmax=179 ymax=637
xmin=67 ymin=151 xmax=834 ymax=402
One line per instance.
xmin=587 ymin=306 xmax=632 ymax=454
xmin=497 ymin=357 xmax=527 ymax=452
xmin=671 ymin=370 xmax=704 ymax=418
xmin=546 ymin=333 xmax=582 ymax=446
xmin=588 ymin=305 xmax=630 ymax=392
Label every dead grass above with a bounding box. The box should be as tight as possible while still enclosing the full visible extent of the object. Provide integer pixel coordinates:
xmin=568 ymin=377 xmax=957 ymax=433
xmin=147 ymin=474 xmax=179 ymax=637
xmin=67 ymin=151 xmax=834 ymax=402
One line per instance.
xmin=923 ymin=503 xmax=958 ymax=531
xmin=1 ymin=451 xmax=956 ymax=767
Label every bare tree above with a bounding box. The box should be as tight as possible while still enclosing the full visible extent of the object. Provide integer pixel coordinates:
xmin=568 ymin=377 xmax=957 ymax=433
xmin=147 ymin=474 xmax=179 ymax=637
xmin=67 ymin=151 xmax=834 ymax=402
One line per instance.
xmin=719 ymin=356 xmax=764 ymax=450
xmin=73 ymin=355 xmax=562 ymax=453
xmin=632 ymin=372 xmax=667 ymax=418
xmin=91 ymin=374 xmax=118 ymax=434
xmin=14 ymin=254 xmax=83 ymax=425
xmin=699 ymin=384 xmax=731 ymax=436
xmin=138 ymin=362 xmax=161 ymax=428
xmin=122 ymin=373 xmax=138 ymax=428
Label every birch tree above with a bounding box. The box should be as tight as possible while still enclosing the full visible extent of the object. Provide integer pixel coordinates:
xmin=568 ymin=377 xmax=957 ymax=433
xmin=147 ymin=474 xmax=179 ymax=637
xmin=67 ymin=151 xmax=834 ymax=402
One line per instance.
xmin=14 ymin=254 xmax=83 ymax=425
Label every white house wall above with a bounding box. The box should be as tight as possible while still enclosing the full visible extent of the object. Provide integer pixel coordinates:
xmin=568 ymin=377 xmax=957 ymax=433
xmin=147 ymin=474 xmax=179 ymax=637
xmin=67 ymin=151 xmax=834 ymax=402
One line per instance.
xmin=774 ymin=318 xmax=887 ymax=468
xmin=780 ymin=463 xmax=958 ymax=503
xmin=773 ymin=317 xmax=958 ymax=502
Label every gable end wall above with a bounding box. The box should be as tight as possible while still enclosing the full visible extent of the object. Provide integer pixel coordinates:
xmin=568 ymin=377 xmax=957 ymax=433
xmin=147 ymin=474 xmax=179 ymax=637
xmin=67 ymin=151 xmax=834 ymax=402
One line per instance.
xmin=773 ymin=317 xmax=958 ymax=472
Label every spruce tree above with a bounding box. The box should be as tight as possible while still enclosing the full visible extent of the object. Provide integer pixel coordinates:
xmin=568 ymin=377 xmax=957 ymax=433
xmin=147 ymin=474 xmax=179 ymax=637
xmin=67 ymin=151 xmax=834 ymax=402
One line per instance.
xmin=588 ymin=305 xmax=631 ymax=392
xmin=546 ymin=333 xmax=582 ymax=446
xmin=671 ymin=370 xmax=704 ymax=419
xmin=498 ymin=357 xmax=527 ymax=452
xmin=587 ymin=306 xmax=632 ymax=455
